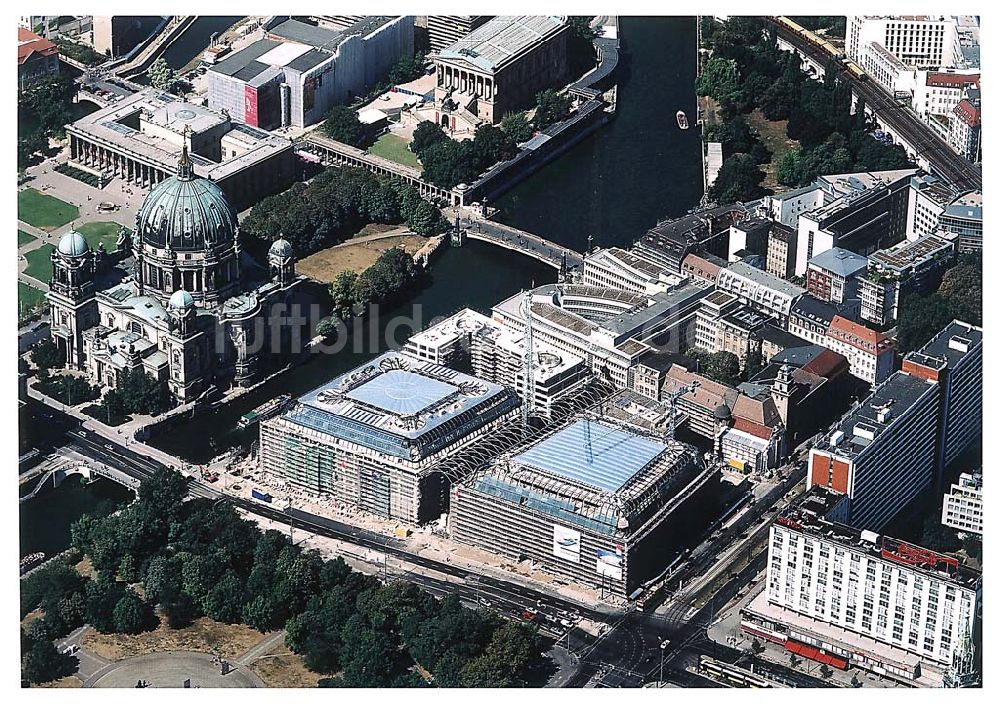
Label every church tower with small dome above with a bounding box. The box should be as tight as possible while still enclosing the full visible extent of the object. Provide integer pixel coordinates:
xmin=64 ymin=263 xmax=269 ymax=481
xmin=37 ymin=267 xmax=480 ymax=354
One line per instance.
xmin=48 ymin=230 xmax=99 ymax=367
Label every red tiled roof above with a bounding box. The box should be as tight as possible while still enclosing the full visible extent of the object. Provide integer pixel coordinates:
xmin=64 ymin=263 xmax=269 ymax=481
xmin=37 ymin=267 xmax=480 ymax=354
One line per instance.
xmin=800 ymin=348 xmax=849 ymax=378
xmin=926 ymin=72 xmax=979 ymax=89
xmin=954 ymin=98 xmax=981 ymax=128
xmin=18 ymin=27 xmax=58 ymax=65
xmin=827 ymin=315 xmax=895 ymax=353
xmin=681 ymin=253 xmax=722 ymax=282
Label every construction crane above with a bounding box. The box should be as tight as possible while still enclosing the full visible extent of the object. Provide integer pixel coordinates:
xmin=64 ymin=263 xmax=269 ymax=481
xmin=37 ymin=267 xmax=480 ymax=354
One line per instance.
xmin=660 ymin=381 xmax=699 ymax=443
xmin=519 ymin=290 xmax=536 ymax=428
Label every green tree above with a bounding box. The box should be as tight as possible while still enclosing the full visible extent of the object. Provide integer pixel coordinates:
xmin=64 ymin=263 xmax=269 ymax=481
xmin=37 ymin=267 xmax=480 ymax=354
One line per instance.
xmin=410 ymin=120 xmax=448 ymax=156
xmin=18 ymin=131 xmax=48 ymax=171
xmin=113 ymin=592 xmax=157 ymax=634
xmin=143 ymin=554 xmax=182 ymax=605
xmin=937 ymin=255 xmax=982 ymax=325
xmin=895 ymin=293 xmax=955 ymax=353
xmin=472 ymin=124 xmax=517 ymax=168
xmin=566 ymin=16 xmax=598 ymax=78
xmin=117 ymin=368 xmax=168 ymax=415
xmin=387 ymin=52 xmax=426 ymax=85
xmin=21 ymin=637 xmax=78 ymax=684
xmin=30 ymin=339 xmax=65 ymax=371
xmin=323 ymin=105 xmax=370 ymax=148
xmin=18 ymin=73 xmax=75 ymax=139
xmin=697 ymin=56 xmax=740 ymax=104
xmin=85 ymin=578 xmax=126 ymax=634
xmin=329 ymin=271 xmax=359 ymax=320
xmin=242 ymin=594 xmax=276 ymax=632
xmin=533 ymin=89 xmax=571 ymax=130
xmin=419 ymin=138 xmax=480 ymax=189
xmin=708 ymin=153 xmax=767 ymax=204
xmin=148 ymin=58 xmax=177 ymax=91
xmin=776 ymin=149 xmax=801 ymax=186
xmin=203 ymin=570 xmax=245 ymax=623
xmin=500 ymin=111 xmax=532 ymax=144
xmin=406 ymin=199 xmax=441 ymax=236
xmin=339 ymin=625 xmax=395 ymax=687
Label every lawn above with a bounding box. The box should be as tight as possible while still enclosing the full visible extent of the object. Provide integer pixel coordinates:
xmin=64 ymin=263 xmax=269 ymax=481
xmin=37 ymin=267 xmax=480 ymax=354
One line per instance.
xmin=368 ymin=133 xmax=421 ymax=169
xmin=17 ymin=188 xmax=80 ymax=230
xmin=18 ymin=282 xmax=46 ymax=320
xmin=77 ymin=221 xmax=126 ymax=252
xmin=18 ymin=230 xmax=36 ymax=247
xmin=23 ymin=244 xmax=55 ymax=284
xmin=747 ymin=109 xmax=800 ymax=190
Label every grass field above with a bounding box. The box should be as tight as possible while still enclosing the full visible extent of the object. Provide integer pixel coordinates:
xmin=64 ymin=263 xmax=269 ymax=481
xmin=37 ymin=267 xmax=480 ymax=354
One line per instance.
xmin=747 ymin=109 xmax=799 ymax=190
xmin=18 ymin=282 xmax=46 ymax=319
xmin=17 ymin=188 xmax=79 ymax=230
xmin=82 ymin=615 xmax=266 ymax=663
xmin=23 ymin=244 xmax=55 ymax=284
xmin=18 ymin=230 xmax=36 ymax=247
xmin=368 ymin=133 xmax=421 ymax=169
xmin=77 ymin=221 xmax=126 ymax=252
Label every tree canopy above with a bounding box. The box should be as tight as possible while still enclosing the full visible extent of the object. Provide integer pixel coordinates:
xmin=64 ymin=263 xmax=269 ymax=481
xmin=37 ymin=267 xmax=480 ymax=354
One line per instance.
xmin=30 ymin=468 xmax=551 ymax=686
xmin=699 ymin=17 xmax=913 ymax=198
xmin=241 ymin=167 xmax=446 ymax=259
xmin=533 ymin=89 xmax=572 ymax=130
xmin=322 ymin=105 xmax=373 ymax=148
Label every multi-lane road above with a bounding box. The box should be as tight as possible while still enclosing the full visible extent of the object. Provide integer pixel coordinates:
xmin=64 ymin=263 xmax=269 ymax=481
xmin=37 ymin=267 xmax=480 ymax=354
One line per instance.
xmin=767 ymin=19 xmax=982 ymax=191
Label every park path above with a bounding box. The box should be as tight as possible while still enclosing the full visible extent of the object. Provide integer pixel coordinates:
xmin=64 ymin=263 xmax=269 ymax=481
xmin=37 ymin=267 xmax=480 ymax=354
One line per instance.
xmin=233 ymin=630 xmax=288 ymax=667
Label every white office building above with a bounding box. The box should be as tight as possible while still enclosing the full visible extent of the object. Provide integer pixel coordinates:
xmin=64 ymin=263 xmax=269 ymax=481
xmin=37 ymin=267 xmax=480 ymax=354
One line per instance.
xmin=942 ymin=472 xmax=982 ymax=536
xmin=743 ymin=488 xmax=981 ymax=685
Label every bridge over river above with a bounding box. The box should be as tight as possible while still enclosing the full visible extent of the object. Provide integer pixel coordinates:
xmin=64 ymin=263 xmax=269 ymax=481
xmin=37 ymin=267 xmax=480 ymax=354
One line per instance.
xmin=457 ymin=214 xmax=584 ymax=272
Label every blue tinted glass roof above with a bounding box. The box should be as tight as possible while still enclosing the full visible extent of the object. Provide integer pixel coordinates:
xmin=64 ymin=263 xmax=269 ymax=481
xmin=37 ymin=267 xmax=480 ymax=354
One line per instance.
xmin=513 ymin=419 xmax=666 ymax=492
xmin=344 ymin=369 xmax=457 ymax=415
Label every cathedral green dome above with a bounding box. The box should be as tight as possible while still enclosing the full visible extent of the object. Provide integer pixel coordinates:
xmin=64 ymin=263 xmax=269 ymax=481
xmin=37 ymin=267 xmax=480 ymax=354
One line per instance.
xmin=136 ymin=150 xmax=238 ymax=252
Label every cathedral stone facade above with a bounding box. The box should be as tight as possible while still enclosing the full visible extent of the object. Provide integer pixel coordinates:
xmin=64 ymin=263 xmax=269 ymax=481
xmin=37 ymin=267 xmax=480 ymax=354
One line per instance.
xmin=48 ymin=148 xmax=310 ymax=404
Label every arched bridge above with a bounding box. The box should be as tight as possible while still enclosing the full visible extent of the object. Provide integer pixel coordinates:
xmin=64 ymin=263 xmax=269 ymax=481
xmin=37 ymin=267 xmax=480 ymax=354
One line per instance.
xmin=460 ymin=217 xmax=584 ymax=272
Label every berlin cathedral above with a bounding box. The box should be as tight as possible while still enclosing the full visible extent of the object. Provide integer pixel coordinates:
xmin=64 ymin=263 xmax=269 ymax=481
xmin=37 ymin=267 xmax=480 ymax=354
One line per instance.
xmin=47 ymin=146 xmax=312 ymax=404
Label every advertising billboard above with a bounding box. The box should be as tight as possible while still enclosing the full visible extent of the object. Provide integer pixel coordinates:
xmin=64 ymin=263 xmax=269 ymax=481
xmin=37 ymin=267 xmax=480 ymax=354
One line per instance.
xmin=596 ymin=545 xmax=623 ymax=580
xmin=552 ymin=525 xmax=581 ymax=563
xmin=244 ymin=85 xmax=259 ymax=127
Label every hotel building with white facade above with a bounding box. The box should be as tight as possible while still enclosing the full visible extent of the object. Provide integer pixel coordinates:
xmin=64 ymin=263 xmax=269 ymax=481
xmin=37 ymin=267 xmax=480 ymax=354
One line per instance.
xmin=742 ymin=488 xmax=981 ymax=685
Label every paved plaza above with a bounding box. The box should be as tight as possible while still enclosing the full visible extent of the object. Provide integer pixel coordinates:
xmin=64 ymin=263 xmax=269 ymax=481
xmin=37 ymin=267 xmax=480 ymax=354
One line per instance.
xmin=85 ymin=651 xmax=263 ymax=688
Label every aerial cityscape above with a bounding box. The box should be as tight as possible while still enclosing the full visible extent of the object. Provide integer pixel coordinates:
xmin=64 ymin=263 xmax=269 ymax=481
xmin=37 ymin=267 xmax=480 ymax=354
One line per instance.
xmin=16 ymin=11 xmax=983 ymax=690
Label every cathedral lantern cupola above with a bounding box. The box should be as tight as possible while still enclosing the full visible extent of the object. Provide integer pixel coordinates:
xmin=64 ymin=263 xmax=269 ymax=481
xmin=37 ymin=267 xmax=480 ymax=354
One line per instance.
xmin=168 ymin=288 xmax=196 ymax=336
xmin=268 ymin=237 xmax=295 ymax=286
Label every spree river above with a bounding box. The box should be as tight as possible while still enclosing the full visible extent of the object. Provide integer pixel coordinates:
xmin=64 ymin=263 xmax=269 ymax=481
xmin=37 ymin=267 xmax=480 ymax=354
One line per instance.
xmin=147 ymin=17 xmax=703 ymax=463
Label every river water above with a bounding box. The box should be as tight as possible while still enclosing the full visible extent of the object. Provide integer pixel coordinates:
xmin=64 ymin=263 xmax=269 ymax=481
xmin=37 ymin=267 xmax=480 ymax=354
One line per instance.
xmin=133 ymin=16 xmax=242 ymax=84
xmin=142 ymin=16 xmax=703 ymax=463
xmin=20 ymin=477 xmax=134 ymax=557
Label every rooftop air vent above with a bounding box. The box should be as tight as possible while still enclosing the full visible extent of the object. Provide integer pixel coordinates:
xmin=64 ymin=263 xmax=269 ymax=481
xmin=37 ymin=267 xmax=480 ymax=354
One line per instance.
xmin=949 ymin=335 xmax=971 ymax=353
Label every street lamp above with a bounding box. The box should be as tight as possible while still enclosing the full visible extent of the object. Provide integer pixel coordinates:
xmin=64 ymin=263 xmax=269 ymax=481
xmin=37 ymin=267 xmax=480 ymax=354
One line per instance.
xmin=659 ymin=638 xmax=669 ymax=686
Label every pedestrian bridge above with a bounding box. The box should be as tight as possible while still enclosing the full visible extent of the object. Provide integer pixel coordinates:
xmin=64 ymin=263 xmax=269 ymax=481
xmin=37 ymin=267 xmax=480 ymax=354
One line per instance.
xmin=460 ymin=217 xmax=584 ymax=272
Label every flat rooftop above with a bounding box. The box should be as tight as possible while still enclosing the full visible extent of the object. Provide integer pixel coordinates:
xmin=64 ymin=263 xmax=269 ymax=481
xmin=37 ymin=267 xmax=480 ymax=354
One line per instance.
xmin=815 ymin=371 xmax=937 ymax=459
xmin=722 ymin=261 xmax=806 ymax=299
xmin=289 ymin=352 xmax=513 ymax=442
xmin=868 ymin=233 xmax=953 ymax=274
xmin=437 ymin=15 xmax=567 ymax=74
xmin=905 ymin=320 xmax=981 ymax=371
xmin=345 ymin=369 xmax=458 ymax=416
xmin=513 ymin=418 xmax=667 ymax=493
xmin=66 ymin=89 xmax=292 ymax=183
xmin=777 ymin=487 xmax=981 ymax=589
xmin=808 ymin=247 xmax=868 ymax=277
